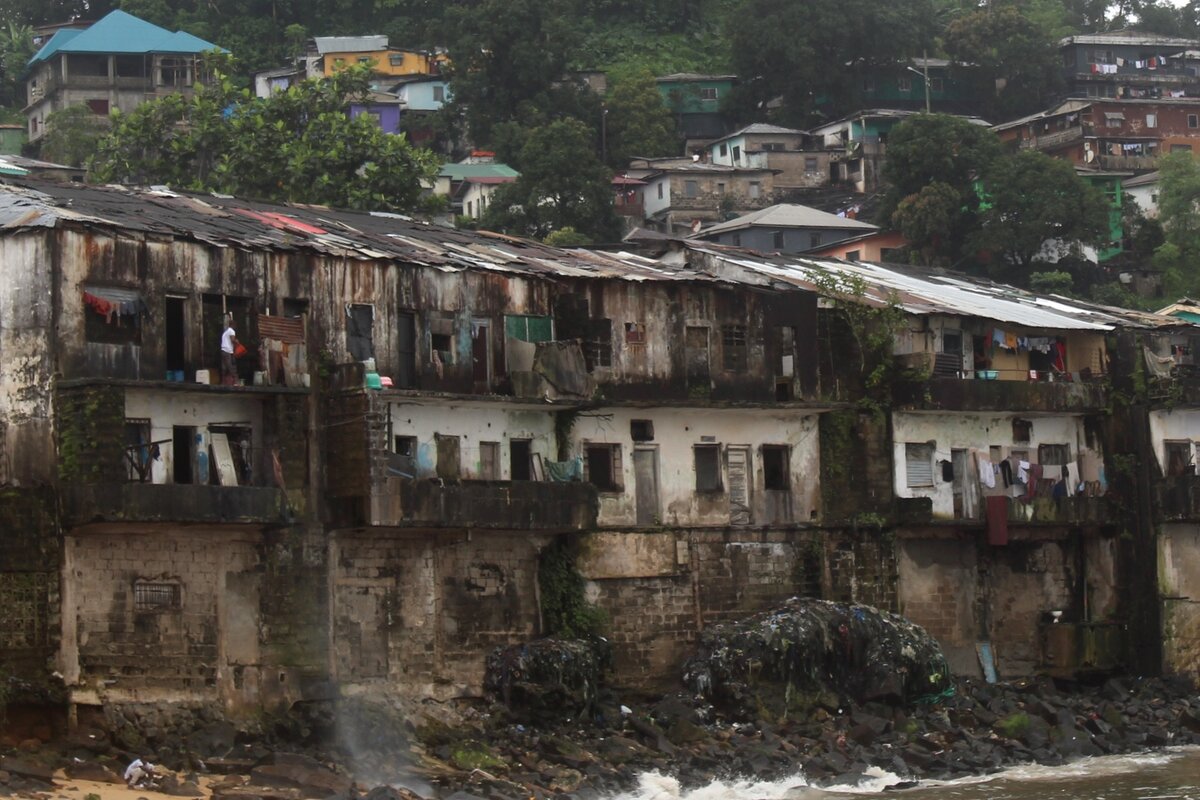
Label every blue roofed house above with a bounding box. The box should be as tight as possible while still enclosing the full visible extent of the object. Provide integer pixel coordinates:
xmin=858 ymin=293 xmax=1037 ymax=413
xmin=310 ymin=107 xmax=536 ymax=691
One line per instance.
xmin=24 ymin=10 xmax=223 ymax=143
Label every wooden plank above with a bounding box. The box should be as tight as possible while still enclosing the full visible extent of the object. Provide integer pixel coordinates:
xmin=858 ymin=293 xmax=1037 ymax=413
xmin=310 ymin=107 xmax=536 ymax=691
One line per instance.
xmin=209 ymin=432 xmax=239 ymax=486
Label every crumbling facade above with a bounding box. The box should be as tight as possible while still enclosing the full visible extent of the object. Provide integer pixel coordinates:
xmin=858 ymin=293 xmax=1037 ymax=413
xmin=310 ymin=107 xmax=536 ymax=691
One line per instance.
xmin=0 ymin=179 xmax=1196 ymax=726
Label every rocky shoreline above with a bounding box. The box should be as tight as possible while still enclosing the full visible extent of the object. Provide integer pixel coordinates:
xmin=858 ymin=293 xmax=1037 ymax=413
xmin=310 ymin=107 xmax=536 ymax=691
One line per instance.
xmin=3 ymin=674 xmax=1200 ymax=800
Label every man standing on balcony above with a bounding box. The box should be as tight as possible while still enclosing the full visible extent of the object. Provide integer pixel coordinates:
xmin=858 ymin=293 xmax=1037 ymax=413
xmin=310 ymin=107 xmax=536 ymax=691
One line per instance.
xmin=221 ymin=314 xmax=240 ymax=386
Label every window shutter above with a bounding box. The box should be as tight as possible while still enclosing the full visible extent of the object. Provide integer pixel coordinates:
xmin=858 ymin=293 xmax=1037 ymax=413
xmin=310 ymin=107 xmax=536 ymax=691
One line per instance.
xmin=612 ymin=445 xmax=623 ymax=489
xmin=906 ymin=443 xmax=934 ymax=487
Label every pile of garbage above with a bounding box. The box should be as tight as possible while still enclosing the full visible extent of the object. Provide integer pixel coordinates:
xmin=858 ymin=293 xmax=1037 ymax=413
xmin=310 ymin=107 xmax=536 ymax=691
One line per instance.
xmin=683 ymin=598 xmax=952 ymax=718
xmin=484 ymin=637 xmax=612 ymax=722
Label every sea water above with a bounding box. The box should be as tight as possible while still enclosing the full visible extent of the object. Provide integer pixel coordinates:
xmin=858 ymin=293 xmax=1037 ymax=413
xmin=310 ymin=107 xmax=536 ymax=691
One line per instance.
xmin=612 ymin=747 xmax=1200 ymax=800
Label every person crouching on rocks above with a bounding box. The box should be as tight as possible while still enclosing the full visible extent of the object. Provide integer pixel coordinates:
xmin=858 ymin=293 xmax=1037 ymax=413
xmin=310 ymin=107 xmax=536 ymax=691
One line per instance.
xmin=124 ymin=757 xmax=155 ymax=788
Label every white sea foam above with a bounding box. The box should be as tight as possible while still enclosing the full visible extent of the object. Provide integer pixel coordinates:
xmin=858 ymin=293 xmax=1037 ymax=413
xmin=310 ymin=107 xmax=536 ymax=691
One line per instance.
xmin=610 ymin=748 xmax=1200 ymax=800
xmin=610 ymin=765 xmax=906 ymax=800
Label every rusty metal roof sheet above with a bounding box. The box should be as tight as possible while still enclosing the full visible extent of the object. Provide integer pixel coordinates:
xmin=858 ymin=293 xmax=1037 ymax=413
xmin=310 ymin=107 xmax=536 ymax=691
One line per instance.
xmin=0 ymin=179 xmax=1181 ymax=332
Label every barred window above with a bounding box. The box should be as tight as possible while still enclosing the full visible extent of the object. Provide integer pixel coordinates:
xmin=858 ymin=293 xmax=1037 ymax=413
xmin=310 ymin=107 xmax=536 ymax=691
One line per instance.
xmin=134 ymin=582 xmax=181 ymax=612
xmin=722 ymin=325 xmax=748 ymax=372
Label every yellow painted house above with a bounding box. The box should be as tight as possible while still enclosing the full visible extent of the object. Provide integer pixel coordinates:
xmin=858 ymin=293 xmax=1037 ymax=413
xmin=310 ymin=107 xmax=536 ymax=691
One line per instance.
xmin=313 ymin=35 xmax=448 ymax=78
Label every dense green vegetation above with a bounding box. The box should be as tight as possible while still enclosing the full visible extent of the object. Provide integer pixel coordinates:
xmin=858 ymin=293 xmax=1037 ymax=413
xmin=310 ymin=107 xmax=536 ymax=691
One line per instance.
xmin=5 ymin=0 xmax=1200 ymax=285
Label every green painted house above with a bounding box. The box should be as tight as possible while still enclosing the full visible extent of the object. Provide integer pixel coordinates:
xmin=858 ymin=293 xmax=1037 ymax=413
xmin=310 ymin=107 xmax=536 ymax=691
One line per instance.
xmin=1079 ymin=170 xmax=1127 ymax=262
xmin=655 ymin=73 xmax=737 ymax=140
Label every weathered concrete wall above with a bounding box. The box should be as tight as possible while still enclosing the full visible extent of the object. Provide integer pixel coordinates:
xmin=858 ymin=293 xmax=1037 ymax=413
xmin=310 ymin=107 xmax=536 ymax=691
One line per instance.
xmin=575 ymin=406 xmax=821 ymax=528
xmin=61 ymin=526 xmax=327 ymax=714
xmin=578 ymin=529 xmax=895 ymax=690
xmin=386 ymin=398 xmax=557 ymax=480
xmin=892 ymin=411 xmax=1096 ymax=519
xmin=896 ymin=532 xmax=1119 ymax=679
xmin=124 ymin=389 xmax=265 ymax=484
xmin=0 ymin=233 xmax=56 ymax=486
xmin=0 ymin=487 xmax=60 ymax=681
xmin=1159 ymin=523 xmax=1200 ymax=681
xmin=1148 ymin=408 xmax=1200 ymax=473
xmin=896 ymin=538 xmax=979 ymax=674
xmin=331 ymin=531 xmax=551 ymax=699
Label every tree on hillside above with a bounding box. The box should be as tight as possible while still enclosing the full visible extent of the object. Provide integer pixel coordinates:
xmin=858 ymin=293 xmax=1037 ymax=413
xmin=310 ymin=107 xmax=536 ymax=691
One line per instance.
xmin=90 ymin=62 xmax=440 ymax=212
xmin=481 ymin=118 xmax=621 ymax=243
xmin=969 ymin=150 xmax=1109 ymax=270
xmin=880 ymin=113 xmax=1001 ymax=265
xmin=441 ymin=0 xmax=589 ymax=146
xmin=724 ymin=0 xmax=938 ymax=123
xmin=943 ymin=3 xmax=1062 ymax=121
xmin=1152 ymin=151 xmax=1200 ymax=296
xmin=0 ymin=22 xmax=34 ymax=109
xmin=603 ymin=70 xmax=677 ymax=168
xmin=40 ymin=105 xmax=107 ymax=166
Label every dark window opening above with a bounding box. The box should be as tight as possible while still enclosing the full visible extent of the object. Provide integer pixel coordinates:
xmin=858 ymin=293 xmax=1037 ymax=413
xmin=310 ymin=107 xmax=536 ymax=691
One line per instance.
xmin=1165 ymin=440 xmax=1194 ymax=477
xmin=510 ymin=439 xmax=532 ymax=481
xmin=282 ymin=297 xmax=309 ymax=318
xmin=1013 ymin=418 xmax=1032 ymax=443
xmin=631 ymin=419 xmax=654 ymax=441
xmin=125 ymin=418 xmax=153 ymax=482
xmin=942 ymin=329 xmax=963 ymax=355
xmin=202 ymin=294 xmax=254 ymax=378
xmin=773 ymin=231 xmax=785 ymax=249
xmin=396 ymin=311 xmax=417 ymax=388
xmin=586 ymin=444 xmax=622 ymax=491
xmin=845 ymin=250 xmax=860 ymax=262
xmin=165 ymin=296 xmax=186 ymax=372
xmin=346 ymin=303 xmax=375 ymax=362
xmin=694 ymin=444 xmax=722 ymax=492
xmin=1038 ymin=443 xmax=1071 ymax=466
xmin=585 ymin=318 xmax=613 ymax=370
xmin=388 ymin=435 xmax=417 ymax=478
xmin=134 ymin=581 xmax=181 ymax=612
xmin=809 ymin=232 xmax=821 ymax=248
xmin=85 ymin=98 xmax=109 ymax=115
xmin=722 ymin=324 xmax=748 ymax=372
xmin=84 ymin=287 xmax=143 ymax=345
xmin=172 ymin=426 xmax=196 ymax=484
xmin=431 ymin=333 xmax=453 ymax=365
xmin=763 ymin=445 xmax=789 ymax=490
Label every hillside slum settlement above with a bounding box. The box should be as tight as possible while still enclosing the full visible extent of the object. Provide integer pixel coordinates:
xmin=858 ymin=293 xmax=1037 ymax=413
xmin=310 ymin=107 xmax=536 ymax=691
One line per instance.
xmin=0 ymin=179 xmax=1198 ymax=730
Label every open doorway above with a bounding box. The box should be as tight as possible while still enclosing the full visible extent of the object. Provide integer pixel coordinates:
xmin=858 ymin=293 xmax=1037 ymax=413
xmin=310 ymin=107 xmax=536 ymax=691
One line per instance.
xmin=165 ymin=296 xmax=186 ymax=375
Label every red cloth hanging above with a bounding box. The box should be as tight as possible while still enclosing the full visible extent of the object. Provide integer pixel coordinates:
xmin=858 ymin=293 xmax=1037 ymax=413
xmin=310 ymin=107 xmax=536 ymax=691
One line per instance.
xmin=986 ymin=496 xmax=1009 ymax=546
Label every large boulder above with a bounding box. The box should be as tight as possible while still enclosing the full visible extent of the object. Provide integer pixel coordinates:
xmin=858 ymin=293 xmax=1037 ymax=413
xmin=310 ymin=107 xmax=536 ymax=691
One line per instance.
xmin=683 ymin=598 xmax=952 ymax=719
xmin=484 ymin=637 xmax=611 ymax=722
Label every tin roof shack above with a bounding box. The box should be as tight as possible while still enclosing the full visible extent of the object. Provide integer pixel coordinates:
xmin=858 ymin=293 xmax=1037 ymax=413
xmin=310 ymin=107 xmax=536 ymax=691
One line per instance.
xmin=23 ymin=10 xmax=223 ymax=143
xmin=0 ymin=181 xmax=325 ymax=713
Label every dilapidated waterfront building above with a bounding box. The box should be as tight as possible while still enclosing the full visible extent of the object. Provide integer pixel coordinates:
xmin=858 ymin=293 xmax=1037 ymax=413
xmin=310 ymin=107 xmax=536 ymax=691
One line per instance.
xmin=0 ymin=179 xmax=1195 ymax=727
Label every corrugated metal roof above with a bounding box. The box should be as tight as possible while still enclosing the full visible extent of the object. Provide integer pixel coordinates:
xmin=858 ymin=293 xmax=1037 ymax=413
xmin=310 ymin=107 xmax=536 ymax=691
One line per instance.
xmin=313 ymin=36 xmax=388 ymax=54
xmin=694 ymin=204 xmax=878 ymax=237
xmin=29 ymin=10 xmax=223 ymax=64
xmin=0 ymin=179 xmax=1181 ymax=332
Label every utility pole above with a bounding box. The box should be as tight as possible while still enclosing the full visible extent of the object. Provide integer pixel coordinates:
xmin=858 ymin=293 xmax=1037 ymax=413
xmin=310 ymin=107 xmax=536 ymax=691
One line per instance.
xmin=923 ymin=49 xmax=931 ymax=113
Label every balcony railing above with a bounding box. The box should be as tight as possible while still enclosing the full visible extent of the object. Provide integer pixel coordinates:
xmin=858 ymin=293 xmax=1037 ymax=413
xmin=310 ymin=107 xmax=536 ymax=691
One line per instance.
xmin=1156 ymin=474 xmax=1200 ymax=520
xmin=61 ymin=483 xmax=287 ymax=527
xmin=893 ymin=372 xmax=1108 ymax=413
xmin=338 ymin=476 xmax=598 ymax=530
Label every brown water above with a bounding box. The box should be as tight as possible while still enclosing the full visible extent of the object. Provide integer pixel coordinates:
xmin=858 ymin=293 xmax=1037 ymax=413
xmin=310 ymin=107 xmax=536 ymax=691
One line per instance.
xmin=615 ymin=748 xmax=1200 ymax=800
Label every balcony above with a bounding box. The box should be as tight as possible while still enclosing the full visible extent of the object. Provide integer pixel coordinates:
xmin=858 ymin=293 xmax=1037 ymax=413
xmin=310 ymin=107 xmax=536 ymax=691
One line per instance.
xmin=900 ymin=495 xmax=1111 ymax=526
xmin=1098 ymin=154 xmax=1158 ymax=171
xmin=61 ymin=483 xmax=287 ymax=527
xmin=1156 ymin=474 xmax=1200 ymax=521
xmin=1018 ymin=126 xmax=1083 ymax=151
xmin=893 ymin=374 xmax=1107 ymax=413
xmin=332 ymin=477 xmax=598 ymax=530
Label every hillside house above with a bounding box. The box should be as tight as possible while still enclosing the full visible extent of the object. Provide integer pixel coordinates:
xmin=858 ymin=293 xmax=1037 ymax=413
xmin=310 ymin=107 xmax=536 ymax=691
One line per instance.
xmin=24 ymin=10 xmax=223 ymax=143
xmin=626 ymin=156 xmax=776 ymax=234
xmin=691 ymin=203 xmax=878 ymax=253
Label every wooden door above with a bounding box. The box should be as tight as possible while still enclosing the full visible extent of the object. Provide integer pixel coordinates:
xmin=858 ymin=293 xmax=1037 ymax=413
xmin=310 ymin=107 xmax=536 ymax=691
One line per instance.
xmin=727 ymin=445 xmax=751 ymax=525
xmin=633 ymin=447 xmax=659 ymax=526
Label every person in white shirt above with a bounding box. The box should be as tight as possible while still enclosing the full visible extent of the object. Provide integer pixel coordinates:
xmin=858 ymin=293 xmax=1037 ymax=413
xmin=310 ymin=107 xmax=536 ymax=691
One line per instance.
xmin=124 ymin=758 xmax=154 ymax=787
xmin=221 ymin=314 xmax=240 ymax=384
